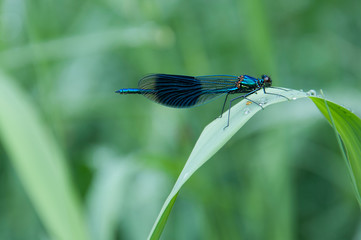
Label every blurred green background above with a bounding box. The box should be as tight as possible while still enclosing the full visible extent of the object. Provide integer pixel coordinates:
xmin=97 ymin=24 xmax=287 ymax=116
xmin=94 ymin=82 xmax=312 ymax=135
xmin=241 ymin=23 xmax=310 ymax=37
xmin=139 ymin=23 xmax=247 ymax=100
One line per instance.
xmin=0 ymin=0 xmax=360 ymax=239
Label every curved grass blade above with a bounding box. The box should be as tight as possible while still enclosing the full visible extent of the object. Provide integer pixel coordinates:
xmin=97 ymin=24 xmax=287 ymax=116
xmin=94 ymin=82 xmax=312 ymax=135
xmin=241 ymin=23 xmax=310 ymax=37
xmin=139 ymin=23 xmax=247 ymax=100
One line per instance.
xmin=0 ymin=72 xmax=89 ymax=240
xmin=310 ymin=97 xmax=361 ymax=206
xmin=148 ymin=88 xmax=309 ymax=240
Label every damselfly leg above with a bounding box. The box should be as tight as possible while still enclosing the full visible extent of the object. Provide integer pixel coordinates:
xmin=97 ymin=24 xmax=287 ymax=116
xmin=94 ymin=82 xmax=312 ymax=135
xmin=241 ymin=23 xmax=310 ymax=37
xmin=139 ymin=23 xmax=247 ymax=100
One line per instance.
xmin=263 ymin=87 xmax=290 ymax=100
xmin=222 ymin=87 xmax=290 ymax=130
xmin=223 ymin=88 xmax=262 ymax=129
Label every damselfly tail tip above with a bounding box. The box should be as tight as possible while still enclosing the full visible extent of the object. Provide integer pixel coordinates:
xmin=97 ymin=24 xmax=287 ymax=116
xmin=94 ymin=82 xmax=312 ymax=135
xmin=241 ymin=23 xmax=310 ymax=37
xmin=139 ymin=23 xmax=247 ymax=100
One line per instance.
xmin=115 ymin=90 xmax=121 ymax=94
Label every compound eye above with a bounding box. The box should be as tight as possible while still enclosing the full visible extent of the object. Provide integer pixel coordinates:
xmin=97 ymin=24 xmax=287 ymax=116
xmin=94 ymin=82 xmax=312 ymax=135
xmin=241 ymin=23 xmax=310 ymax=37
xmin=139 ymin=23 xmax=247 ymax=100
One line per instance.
xmin=263 ymin=75 xmax=270 ymax=82
xmin=262 ymin=75 xmax=272 ymax=87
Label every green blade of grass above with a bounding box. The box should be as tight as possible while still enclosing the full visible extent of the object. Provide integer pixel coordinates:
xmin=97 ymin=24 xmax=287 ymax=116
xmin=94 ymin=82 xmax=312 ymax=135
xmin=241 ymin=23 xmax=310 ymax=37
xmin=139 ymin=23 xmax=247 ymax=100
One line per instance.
xmin=0 ymin=72 xmax=89 ymax=240
xmin=310 ymin=97 xmax=361 ymax=206
xmin=148 ymin=88 xmax=309 ymax=240
xmin=0 ymin=25 xmax=171 ymax=70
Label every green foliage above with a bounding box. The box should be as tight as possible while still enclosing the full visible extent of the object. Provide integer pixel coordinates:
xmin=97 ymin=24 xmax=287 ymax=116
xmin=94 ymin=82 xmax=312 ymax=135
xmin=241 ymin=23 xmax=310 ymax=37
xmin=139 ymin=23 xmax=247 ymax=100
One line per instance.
xmin=149 ymin=93 xmax=361 ymax=239
xmin=311 ymin=97 xmax=361 ymax=206
xmin=1 ymin=0 xmax=360 ymax=239
xmin=0 ymin=72 xmax=89 ymax=240
xmin=149 ymin=89 xmax=310 ymax=239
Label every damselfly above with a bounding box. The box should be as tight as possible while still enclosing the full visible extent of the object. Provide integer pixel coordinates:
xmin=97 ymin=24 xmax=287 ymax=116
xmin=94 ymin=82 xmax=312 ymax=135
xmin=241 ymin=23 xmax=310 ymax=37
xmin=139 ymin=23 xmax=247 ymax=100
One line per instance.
xmin=116 ymin=74 xmax=287 ymax=128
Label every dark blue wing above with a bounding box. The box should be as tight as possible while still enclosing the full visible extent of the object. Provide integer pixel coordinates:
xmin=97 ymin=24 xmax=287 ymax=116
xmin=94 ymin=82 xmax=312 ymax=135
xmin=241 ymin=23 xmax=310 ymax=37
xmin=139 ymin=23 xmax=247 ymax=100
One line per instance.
xmin=138 ymin=74 xmax=238 ymax=108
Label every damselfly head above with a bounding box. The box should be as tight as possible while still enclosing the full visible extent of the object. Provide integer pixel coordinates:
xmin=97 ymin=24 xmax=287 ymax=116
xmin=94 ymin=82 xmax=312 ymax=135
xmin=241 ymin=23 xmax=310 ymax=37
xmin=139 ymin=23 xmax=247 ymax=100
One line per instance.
xmin=261 ymin=75 xmax=272 ymax=87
